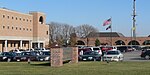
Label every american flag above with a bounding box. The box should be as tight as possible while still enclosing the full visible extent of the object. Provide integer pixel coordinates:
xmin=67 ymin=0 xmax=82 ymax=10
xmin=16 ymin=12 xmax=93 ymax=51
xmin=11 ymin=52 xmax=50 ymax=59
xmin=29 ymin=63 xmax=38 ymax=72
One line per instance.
xmin=106 ymin=25 xmax=111 ymax=30
xmin=103 ymin=18 xmax=111 ymax=26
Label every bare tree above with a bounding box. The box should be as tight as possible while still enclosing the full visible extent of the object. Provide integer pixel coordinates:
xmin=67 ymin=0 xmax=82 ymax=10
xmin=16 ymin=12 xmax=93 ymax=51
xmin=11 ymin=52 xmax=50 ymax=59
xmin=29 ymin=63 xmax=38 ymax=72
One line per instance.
xmin=48 ymin=22 xmax=97 ymax=46
xmin=75 ymin=24 xmax=98 ymax=38
xmin=48 ymin=22 xmax=61 ymax=45
xmin=48 ymin=22 xmax=75 ymax=46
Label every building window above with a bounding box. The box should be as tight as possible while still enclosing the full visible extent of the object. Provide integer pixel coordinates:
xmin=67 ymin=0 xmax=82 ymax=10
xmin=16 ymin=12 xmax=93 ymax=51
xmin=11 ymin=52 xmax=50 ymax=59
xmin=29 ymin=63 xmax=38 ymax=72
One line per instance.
xmin=27 ymin=28 xmax=28 ymax=31
xmin=16 ymin=17 xmax=17 ymax=20
xmin=27 ymin=19 xmax=28 ymax=22
xmin=46 ymin=31 xmax=48 ymax=35
xmin=23 ymin=19 xmax=25 ymax=21
xmin=3 ymin=15 xmax=5 ymax=18
xmin=14 ymin=43 xmax=16 ymax=47
xmin=30 ymin=20 xmax=32 ymax=22
xmin=7 ymin=26 xmax=9 ymax=29
xmin=20 ymin=28 xmax=21 ymax=30
xmin=7 ymin=16 xmax=9 ymax=19
xmin=12 ymin=27 xmax=14 ymax=29
xmin=30 ymin=29 xmax=32 ymax=31
xmin=23 ymin=28 xmax=25 ymax=30
xmin=3 ymin=26 xmax=5 ymax=29
xmin=39 ymin=16 xmax=44 ymax=24
xmin=12 ymin=17 xmax=14 ymax=19
xmin=20 ymin=18 xmax=21 ymax=20
xmin=16 ymin=27 xmax=18 ymax=30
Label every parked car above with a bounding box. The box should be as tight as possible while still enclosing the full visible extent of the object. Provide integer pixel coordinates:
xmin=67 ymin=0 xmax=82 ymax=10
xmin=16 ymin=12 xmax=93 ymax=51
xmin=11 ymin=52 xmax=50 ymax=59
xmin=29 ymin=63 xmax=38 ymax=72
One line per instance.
xmin=103 ymin=50 xmax=124 ymax=62
xmin=78 ymin=48 xmax=91 ymax=55
xmin=141 ymin=50 xmax=150 ymax=60
xmin=131 ymin=45 xmax=141 ymax=50
xmin=100 ymin=46 xmax=113 ymax=51
xmin=100 ymin=46 xmax=117 ymax=56
xmin=141 ymin=46 xmax=150 ymax=51
xmin=9 ymin=49 xmax=23 ymax=53
xmin=13 ymin=51 xmax=39 ymax=61
xmin=34 ymin=48 xmax=50 ymax=52
xmin=0 ymin=52 xmax=16 ymax=61
xmin=117 ymin=46 xmax=133 ymax=52
xmin=78 ymin=51 xmax=101 ymax=61
xmin=37 ymin=51 xmax=50 ymax=61
xmin=86 ymin=47 xmax=102 ymax=55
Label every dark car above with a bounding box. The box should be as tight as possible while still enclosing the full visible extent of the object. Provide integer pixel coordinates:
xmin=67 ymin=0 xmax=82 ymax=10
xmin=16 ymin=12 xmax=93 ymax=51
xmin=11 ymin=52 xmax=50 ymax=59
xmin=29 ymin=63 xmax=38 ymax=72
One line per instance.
xmin=14 ymin=51 xmax=39 ymax=61
xmin=0 ymin=52 xmax=16 ymax=61
xmin=141 ymin=46 xmax=150 ymax=51
xmin=37 ymin=51 xmax=50 ymax=61
xmin=131 ymin=45 xmax=141 ymax=50
xmin=117 ymin=46 xmax=133 ymax=52
xmin=78 ymin=51 xmax=101 ymax=61
xmin=141 ymin=50 xmax=150 ymax=60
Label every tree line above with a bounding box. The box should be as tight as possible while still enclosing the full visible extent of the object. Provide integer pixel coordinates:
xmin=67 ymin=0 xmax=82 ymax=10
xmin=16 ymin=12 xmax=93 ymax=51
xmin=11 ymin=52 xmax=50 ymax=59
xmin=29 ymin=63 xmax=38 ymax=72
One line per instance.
xmin=47 ymin=22 xmax=98 ymax=46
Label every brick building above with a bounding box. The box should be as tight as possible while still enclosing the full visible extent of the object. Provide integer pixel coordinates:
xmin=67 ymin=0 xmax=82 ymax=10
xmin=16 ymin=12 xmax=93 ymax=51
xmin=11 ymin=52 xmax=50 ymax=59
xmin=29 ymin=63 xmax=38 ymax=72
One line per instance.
xmin=0 ymin=8 xmax=49 ymax=52
xmin=77 ymin=32 xmax=150 ymax=46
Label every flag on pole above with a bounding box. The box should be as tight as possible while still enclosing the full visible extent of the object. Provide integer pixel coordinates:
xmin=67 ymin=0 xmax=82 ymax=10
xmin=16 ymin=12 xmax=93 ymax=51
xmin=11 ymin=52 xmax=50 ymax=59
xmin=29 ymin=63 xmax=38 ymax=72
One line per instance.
xmin=103 ymin=18 xmax=111 ymax=26
xmin=106 ymin=25 xmax=111 ymax=30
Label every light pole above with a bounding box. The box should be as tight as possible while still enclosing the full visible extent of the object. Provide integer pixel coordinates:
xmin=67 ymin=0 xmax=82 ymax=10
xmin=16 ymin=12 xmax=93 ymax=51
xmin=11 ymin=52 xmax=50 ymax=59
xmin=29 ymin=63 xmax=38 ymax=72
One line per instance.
xmin=132 ymin=0 xmax=137 ymax=40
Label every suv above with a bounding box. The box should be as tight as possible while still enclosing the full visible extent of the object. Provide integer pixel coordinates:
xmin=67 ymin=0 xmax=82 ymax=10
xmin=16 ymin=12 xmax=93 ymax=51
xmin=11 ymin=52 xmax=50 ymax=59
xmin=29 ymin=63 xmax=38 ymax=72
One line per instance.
xmin=78 ymin=51 xmax=101 ymax=61
xmin=86 ymin=47 xmax=102 ymax=55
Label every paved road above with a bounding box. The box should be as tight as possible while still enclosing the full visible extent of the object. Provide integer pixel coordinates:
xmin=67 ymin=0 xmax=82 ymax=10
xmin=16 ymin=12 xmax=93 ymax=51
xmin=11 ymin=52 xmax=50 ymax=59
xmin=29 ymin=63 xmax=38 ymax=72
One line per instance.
xmin=123 ymin=50 xmax=150 ymax=61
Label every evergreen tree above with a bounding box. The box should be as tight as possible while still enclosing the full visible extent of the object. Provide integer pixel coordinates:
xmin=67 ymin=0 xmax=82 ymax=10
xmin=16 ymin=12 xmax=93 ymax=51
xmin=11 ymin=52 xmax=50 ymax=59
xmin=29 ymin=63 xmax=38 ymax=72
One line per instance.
xmin=95 ymin=39 xmax=100 ymax=46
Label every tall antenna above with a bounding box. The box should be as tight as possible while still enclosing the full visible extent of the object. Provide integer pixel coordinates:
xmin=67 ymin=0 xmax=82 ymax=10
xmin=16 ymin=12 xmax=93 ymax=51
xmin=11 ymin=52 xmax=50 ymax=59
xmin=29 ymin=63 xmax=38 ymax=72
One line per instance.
xmin=132 ymin=0 xmax=137 ymax=39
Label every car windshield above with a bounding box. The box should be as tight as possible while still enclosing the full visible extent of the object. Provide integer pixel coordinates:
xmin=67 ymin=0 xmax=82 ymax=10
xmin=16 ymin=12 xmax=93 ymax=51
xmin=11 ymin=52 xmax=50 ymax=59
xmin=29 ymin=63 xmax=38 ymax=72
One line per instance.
xmin=84 ymin=51 xmax=99 ymax=55
xmin=106 ymin=51 xmax=119 ymax=55
xmin=93 ymin=48 xmax=100 ymax=50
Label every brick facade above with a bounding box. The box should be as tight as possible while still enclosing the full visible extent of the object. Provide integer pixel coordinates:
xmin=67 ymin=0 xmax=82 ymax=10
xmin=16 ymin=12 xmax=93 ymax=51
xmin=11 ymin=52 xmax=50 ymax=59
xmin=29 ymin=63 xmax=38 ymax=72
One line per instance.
xmin=77 ymin=37 xmax=150 ymax=46
xmin=0 ymin=8 xmax=49 ymax=52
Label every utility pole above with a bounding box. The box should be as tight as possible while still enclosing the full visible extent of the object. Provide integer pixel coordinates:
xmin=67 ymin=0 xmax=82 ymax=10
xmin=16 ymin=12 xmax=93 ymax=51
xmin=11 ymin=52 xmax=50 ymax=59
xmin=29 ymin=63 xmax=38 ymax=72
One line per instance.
xmin=132 ymin=0 xmax=137 ymax=40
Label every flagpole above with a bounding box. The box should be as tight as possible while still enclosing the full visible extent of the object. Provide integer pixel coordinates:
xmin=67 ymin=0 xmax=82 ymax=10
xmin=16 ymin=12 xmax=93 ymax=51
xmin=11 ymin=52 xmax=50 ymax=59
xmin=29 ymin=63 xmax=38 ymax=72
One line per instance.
xmin=103 ymin=18 xmax=112 ymax=46
xmin=110 ymin=17 xmax=113 ymax=46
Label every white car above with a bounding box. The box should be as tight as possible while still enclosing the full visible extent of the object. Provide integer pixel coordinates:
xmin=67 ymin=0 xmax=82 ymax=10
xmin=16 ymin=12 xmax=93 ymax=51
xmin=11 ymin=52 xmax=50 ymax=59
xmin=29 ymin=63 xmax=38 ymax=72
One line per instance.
xmin=103 ymin=50 xmax=123 ymax=62
xmin=86 ymin=47 xmax=102 ymax=55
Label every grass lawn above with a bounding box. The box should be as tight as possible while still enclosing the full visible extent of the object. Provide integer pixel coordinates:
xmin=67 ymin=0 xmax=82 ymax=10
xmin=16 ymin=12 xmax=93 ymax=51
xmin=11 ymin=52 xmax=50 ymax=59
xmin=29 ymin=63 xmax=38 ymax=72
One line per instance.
xmin=0 ymin=61 xmax=150 ymax=75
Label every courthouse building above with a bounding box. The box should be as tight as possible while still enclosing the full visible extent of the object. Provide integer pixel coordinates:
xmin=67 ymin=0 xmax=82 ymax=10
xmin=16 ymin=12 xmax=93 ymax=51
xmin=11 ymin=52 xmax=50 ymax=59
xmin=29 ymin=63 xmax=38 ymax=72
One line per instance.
xmin=0 ymin=8 xmax=49 ymax=52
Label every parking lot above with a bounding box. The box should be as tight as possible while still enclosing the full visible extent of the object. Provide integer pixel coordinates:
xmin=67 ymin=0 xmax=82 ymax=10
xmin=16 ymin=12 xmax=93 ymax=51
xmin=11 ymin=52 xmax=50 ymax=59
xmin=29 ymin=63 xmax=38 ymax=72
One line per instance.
xmin=123 ymin=50 xmax=150 ymax=61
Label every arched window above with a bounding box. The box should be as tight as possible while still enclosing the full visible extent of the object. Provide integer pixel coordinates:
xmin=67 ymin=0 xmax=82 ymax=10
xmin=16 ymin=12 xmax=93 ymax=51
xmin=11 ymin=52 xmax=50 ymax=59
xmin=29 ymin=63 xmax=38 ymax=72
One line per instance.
xmin=77 ymin=40 xmax=85 ymax=45
xmin=115 ymin=40 xmax=125 ymax=45
xmin=143 ymin=40 xmax=150 ymax=45
xmin=128 ymin=40 xmax=140 ymax=45
xmin=39 ymin=16 xmax=44 ymax=24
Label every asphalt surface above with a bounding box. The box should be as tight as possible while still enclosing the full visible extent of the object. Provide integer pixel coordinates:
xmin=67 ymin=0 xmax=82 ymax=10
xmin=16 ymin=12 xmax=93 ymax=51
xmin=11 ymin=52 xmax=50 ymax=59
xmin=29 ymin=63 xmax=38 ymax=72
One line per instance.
xmin=123 ymin=50 xmax=150 ymax=61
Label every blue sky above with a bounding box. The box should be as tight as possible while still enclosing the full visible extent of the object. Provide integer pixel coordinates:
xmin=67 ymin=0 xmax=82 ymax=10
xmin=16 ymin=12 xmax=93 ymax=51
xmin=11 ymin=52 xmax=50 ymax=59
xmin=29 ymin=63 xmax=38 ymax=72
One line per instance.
xmin=1 ymin=0 xmax=150 ymax=37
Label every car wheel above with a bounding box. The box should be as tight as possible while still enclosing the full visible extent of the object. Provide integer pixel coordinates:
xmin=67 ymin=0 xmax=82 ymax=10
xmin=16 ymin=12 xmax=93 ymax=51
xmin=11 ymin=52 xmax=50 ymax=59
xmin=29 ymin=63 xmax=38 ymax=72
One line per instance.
xmin=145 ymin=55 xmax=150 ymax=60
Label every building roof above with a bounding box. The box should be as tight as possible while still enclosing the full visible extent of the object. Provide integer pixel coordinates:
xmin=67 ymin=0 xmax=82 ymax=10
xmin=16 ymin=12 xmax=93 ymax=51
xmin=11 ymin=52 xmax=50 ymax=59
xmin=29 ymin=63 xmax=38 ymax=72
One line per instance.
xmin=87 ymin=32 xmax=125 ymax=37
